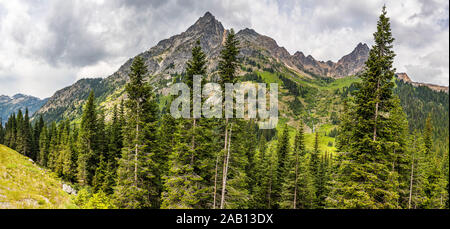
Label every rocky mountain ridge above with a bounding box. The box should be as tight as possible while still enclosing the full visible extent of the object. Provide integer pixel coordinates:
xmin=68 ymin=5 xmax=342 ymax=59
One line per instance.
xmin=30 ymin=12 xmax=447 ymax=123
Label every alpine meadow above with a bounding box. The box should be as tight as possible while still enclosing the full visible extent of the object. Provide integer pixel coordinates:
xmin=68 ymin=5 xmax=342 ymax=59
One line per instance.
xmin=0 ymin=3 xmax=448 ymax=211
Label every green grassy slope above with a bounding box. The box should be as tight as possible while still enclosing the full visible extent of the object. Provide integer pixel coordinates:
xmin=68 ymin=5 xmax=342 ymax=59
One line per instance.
xmin=0 ymin=144 xmax=75 ymax=209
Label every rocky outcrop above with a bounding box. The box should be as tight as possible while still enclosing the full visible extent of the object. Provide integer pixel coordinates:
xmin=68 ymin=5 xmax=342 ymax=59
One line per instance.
xmin=33 ymin=78 xmax=105 ymax=123
xmin=62 ymin=184 xmax=77 ymax=195
xmin=396 ymin=72 xmax=412 ymax=83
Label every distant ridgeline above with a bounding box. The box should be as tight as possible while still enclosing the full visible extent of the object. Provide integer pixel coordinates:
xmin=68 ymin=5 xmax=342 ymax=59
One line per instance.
xmin=0 ymin=94 xmax=48 ymax=125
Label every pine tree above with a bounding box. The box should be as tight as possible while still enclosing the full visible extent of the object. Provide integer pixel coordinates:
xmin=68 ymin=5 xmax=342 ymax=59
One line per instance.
xmin=407 ymin=131 xmax=427 ymax=209
xmin=15 ymin=109 xmax=24 ymax=154
xmin=218 ymin=29 xmax=240 ymax=86
xmin=158 ymin=110 xmax=176 ymax=182
xmin=47 ymin=122 xmax=58 ymax=170
xmin=251 ymin=135 xmax=277 ymax=208
xmin=279 ymin=121 xmax=315 ymax=209
xmin=115 ymin=56 xmax=159 ymax=209
xmin=161 ymin=41 xmax=210 ymax=208
xmin=328 ymin=6 xmax=407 ymax=209
xmin=38 ymin=124 xmax=50 ymax=166
xmin=93 ymin=154 xmax=108 ymax=193
xmin=422 ymin=114 xmax=446 ymax=208
xmin=387 ymin=98 xmax=410 ymax=208
xmin=221 ymin=119 xmax=252 ymax=209
xmin=4 ymin=113 xmax=17 ymax=149
xmin=22 ymin=108 xmax=33 ymax=158
xmin=32 ymin=116 xmax=45 ymax=161
xmin=216 ymin=28 xmax=250 ymax=209
xmin=77 ymin=91 xmax=98 ymax=186
xmin=310 ymin=131 xmax=320 ymax=203
xmin=161 ymin=120 xmax=205 ymax=209
xmin=316 ymin=152 xmax=332 ymax=208
xmin=106 ymin=104 xmax=123 ymax=188
xmin=272 ymin=124 xmax=290 ymax=208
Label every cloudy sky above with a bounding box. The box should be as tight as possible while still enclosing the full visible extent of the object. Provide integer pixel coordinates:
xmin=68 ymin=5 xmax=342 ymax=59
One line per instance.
xmin=0 ymin=0 xmax=448 ymax=98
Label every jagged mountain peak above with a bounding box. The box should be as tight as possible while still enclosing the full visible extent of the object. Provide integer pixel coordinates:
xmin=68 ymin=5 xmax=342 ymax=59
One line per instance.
xmin=238 ymin=28 xmax=259 ymax=36
xmin=186 ymin=11 xmax=224 ymax=35
xmin=12 ymin=94 xmax=27 ymax=99
xmin=396 ymin=72 xmax=412 ymax=83
xmin=356 ymin=42 xmax=369 ymax=50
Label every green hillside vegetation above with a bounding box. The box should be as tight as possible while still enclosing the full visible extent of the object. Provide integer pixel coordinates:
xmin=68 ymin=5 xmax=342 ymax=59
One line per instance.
xmin=0 ymin=144 xmax=74 ymax=209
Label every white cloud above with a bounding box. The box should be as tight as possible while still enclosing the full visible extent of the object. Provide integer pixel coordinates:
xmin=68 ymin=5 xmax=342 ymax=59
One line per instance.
xmin=0 ymin=0 xmax=448 ymax=99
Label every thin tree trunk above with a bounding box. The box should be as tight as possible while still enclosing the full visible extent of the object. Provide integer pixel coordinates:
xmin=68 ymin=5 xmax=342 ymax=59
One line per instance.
xmin=134 ymin=106 xmax=139 ymax=185
xmin=268 ymin=164 xmax=272 ymax=209
xmin=219 ymin=118 xmax=228 ymax=208
xmin=191 ymin=118 xmax=196 ymax=164
xmin=220 ymin=124 xmax=232 ymax=209
xmin=373 ymin=79 xmax=380 ymax=141
xmin=293 ymin=151 xmax=299 ymax=209
xmin=213 ymin=153 xmax=219 ymax=209
xmin=408 ymin=138 xmax=416 ymax=209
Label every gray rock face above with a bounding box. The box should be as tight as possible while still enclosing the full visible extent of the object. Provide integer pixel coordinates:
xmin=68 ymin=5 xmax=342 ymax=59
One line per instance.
xmin=62 ymin=184 xmax=77 ymax=195
xmin=33 ymin=78 xmax=104 ymax=123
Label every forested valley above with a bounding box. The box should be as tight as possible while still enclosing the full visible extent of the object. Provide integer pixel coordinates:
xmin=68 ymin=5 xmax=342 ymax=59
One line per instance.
xmin=0 ymin=7 xmax=448 ymax=209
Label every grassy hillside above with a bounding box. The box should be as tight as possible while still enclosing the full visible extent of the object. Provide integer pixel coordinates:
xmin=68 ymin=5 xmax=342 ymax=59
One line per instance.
xmin=0 ymin=144 xmax=75 ymax=209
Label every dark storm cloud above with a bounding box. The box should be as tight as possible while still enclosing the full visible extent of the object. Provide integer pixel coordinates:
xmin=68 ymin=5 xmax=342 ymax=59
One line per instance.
xmin=35 ymin=1 xmax=109 ymax=67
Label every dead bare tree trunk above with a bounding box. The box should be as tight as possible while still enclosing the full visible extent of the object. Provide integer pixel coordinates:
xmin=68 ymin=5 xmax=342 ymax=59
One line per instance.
xmin=213 ymin=153 xmax=219 ymax=209
xmin=220 ymin=123 xmax=232 ymax=209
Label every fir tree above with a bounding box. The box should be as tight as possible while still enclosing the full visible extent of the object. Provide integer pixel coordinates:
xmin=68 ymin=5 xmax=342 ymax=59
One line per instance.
xmin=273 ymin=124 xmax=290 ymax=208
xmin=115 ymin=56 xmax=159 ymax=209
xmin=38 ymin=124 xmax=50 ymax=166
xmin=161 ymin=120 xmax=205 ymax=209
xmin=106 ymin=104 xmax=123 ymax=188
xmin=328 ymin=6 xmax=407 ymax=209
xmin=218 ymin=29 xmax=240 ymax=86
xmin=77 ymin=91 xmax=98 ymax=186
xmin=32 ymin=116 xmax=45 ymax=161
xmin=280 ymin=121 xmax=315 ymax=209
xmin=24 ymin=109 xmax=33 ymax=157
xmin=422 ymin=114 xmax=446 ymax=208
xmin=310 ymin=131 xmax=320 ymax=202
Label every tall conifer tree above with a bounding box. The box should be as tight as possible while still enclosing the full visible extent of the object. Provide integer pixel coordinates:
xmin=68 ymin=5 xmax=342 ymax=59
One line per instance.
xmin=328 ymin=6 xmax=407 ymax=209
xmin=115 ymin=56 xmax=159 ymax=209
